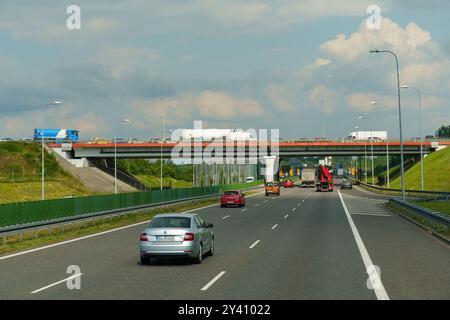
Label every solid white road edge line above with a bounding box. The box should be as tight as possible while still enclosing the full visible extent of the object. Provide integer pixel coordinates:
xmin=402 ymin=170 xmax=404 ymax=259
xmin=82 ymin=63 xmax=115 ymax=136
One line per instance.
xmin=249 ymin=240 xmax=260 ymax=249
xmin=201 ymin=271 xmax=226 ymax=291
xmin=337 ymin=189 xmax=390 ymax=300
xmin=0 ymin=191 xmax=266 ymax=261
xmin=350 ymin=213 xmax=393 ymax=217
xmin=30 ymin=273 xmax=83 ymax=294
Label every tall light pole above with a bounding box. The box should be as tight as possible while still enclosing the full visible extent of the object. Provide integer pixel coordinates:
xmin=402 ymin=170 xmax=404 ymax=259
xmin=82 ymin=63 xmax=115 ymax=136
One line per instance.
xmin=371 ymin=101 xmax=390 ymax=187
xmin=370 ymin=130 xmax=375 ymax=186
xmin=160 ymin=96 xmax=166 ymax=190
xmin=354 ymin=126 xmax=360 ymax=179
xmin=358 ymin=116 xmax=368 ymax=183
xmin=114 ymin=118 xmax=131 ymax=194
xmin=319 ymin=98 xmax=325 ymax=138
xmin=401 ymin=85 xmax=424 ymax=191
xmin=370 ymin=49 xmax=405 ymax=200
xmin=41 ymin=101 xmax=63 ymax=200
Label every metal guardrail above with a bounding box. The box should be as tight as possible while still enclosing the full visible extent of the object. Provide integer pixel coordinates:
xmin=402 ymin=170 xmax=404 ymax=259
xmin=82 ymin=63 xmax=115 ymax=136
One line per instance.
xmin=346 ymin=176 xmax=450 ymax=197
xmin=0 ymin=183 xmax=264 ymax=236
xmin=388 ymin=199 xmax=449 ymax=243
xmin=389 ymin=199 xmax=450 ymax=226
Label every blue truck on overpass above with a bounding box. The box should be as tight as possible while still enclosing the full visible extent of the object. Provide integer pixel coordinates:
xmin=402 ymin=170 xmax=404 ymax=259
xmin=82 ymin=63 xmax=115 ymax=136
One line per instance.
xmin=34 ymin=129 xmax=79 ymax=142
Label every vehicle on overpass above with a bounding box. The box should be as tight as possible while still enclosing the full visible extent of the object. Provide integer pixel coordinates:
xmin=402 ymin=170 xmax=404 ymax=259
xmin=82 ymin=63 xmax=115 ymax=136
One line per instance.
xmin=34 ymin=128 xmax=79 ymax=142
xmin=347 ymin=131 xmax=387 ymax=141
xmin=283 ymin=179 xmax=294 ymax=188
xmin=316 ymin=164 xmax=334 ymax=192
xmin=87 ymin=137 xmax=111 ymax=144
xmin=139 ymin=213 xmax=214 ymax=265
xmin=220 ymin=190 xmax=246 ymax=207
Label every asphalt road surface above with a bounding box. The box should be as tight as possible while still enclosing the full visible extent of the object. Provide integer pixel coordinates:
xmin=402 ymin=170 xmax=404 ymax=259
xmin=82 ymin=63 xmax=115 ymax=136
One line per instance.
xmin=0 ymin=179 xmax=449 ymax=299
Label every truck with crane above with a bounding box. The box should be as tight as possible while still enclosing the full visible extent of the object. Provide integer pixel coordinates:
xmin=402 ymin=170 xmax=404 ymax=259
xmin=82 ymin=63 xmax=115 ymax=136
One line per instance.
xmin=316 ymin=164 xmax=334 ymax=192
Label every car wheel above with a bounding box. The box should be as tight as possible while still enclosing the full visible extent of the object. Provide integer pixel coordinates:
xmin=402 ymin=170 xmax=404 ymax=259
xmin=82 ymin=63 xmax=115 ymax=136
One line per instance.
xmin=207 ymin=239 xmax=214 ymax=256
xmin=194 ymin=244 xmax=203 ymax=264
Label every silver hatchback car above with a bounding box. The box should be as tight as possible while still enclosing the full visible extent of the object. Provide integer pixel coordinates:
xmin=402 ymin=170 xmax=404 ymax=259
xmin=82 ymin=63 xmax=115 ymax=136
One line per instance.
xmin=139 ymin=213 xmax=214 ymax=265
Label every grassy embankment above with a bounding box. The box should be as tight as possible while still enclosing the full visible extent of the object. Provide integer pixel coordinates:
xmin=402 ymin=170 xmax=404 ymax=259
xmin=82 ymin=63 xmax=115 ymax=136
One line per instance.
xmin=0 ymin=141 xmax=90 ymax=203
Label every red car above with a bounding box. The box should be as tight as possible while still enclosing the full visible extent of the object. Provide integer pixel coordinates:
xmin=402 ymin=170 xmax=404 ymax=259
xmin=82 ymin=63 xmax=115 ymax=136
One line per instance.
xmin=220 ymin=190 xmax=246 ymax=207
xmin=283 ymin=179 xmax=294 ymax=188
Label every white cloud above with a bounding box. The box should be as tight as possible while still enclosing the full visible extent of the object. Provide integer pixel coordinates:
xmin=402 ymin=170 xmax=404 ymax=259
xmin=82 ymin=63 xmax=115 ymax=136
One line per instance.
xmin=93 ymin=47 xmax=161 ymax=78
xmin=266 ymin=85 xmax=295 ymax=111
xmin=320 ymin=18 xmax=435 ymax=63
xmin=308 ymin=86 xmax=336 ymax=115
xmin=131 ymin=90 xmax=267 ymax=131
xmin=305 ymin=58 xmax=332 ymax=70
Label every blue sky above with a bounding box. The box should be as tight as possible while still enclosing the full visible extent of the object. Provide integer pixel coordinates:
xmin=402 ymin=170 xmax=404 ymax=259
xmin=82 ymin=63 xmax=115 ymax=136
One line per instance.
xmin=0 ymin=0 xmax=449 ymax=140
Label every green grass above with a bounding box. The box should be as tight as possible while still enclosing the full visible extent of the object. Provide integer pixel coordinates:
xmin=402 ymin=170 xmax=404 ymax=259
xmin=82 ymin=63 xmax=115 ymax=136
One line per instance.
xmin=135 ymin=174 xmax=192 ymax=189
xmin=0 ymin=179 xmax=90 ymax=204
xmin=0 ymin=141 xmax=91 ymax=203
xmin=415 ymin=200 xmax=450 ymax=217
xmin=388 ymin=147 xmax=450 ymax=191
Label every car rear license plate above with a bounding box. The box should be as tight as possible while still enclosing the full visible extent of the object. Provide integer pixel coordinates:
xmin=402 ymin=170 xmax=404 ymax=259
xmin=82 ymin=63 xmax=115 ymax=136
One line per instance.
xmin=157 ymin=236 xmax=175 ymax=241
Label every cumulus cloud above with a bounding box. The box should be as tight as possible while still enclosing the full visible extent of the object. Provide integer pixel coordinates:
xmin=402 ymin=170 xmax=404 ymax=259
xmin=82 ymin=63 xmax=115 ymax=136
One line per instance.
xmin=308 ymin=86 xmax=336 ymax=115
xmin=265 ymin=85 xmax=295 ymax=111
xmin=320 ymin=18 xmax=435 ymax=63
xmin=131 ymin=91 xmax=267 ymax=132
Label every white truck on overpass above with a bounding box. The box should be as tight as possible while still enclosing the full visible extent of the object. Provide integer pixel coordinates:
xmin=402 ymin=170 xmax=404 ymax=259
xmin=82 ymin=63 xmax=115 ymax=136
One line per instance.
xmin=347 ymin=131 xmax=387 ymax=140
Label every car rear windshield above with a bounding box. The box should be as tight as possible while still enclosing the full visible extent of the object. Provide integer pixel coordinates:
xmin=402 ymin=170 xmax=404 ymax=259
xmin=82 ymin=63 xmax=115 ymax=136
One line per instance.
xmin=148 ymin=217 xmax=191 ymax=229
xmin=224 ymin=191 xmax=239 ymax=195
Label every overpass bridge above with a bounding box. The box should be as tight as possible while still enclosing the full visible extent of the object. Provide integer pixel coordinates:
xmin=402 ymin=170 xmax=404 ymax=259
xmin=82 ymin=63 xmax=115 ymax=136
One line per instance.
xmin=50 ymin=140 xmax=443 ymax=161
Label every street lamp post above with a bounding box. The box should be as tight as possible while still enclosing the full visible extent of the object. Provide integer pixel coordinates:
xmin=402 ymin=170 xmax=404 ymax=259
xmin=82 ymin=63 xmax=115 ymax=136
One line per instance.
xmin=160 ymin=96 xmax=166 ymax=190
xmin=358 ymin=116 xmax=368 ymax=183
xmin=320 ymin=98 xmax=325 ymax=138
xmin=370 ymin=49 xmax=405 ymax=200
xmin=401 ymin=85 xmax=424 ymax=191
xmin=371 ymin=101 xmax=390 ymax=187
xmin=114 ymin=118 xmax=131 ymax=194
xmin=41 ymin=101 xmax=63 ymax=200
xmin=370 ymin=131 xmax=375 ymax=186
xmin=354 ymin=126 xmax=360 ymax=179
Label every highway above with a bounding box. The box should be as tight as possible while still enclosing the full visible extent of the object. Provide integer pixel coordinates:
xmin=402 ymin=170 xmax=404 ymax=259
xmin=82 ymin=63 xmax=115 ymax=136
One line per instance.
xmin=0 ymin=179 xmax=449 ymax=300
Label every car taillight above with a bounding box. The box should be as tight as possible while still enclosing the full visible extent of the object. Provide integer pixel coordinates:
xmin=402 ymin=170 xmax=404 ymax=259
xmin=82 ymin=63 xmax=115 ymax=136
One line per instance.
xmin=140 ymin=233 xmax=148 ymax=241
xmin=184 ymin=232 xmax=195 ymax=241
